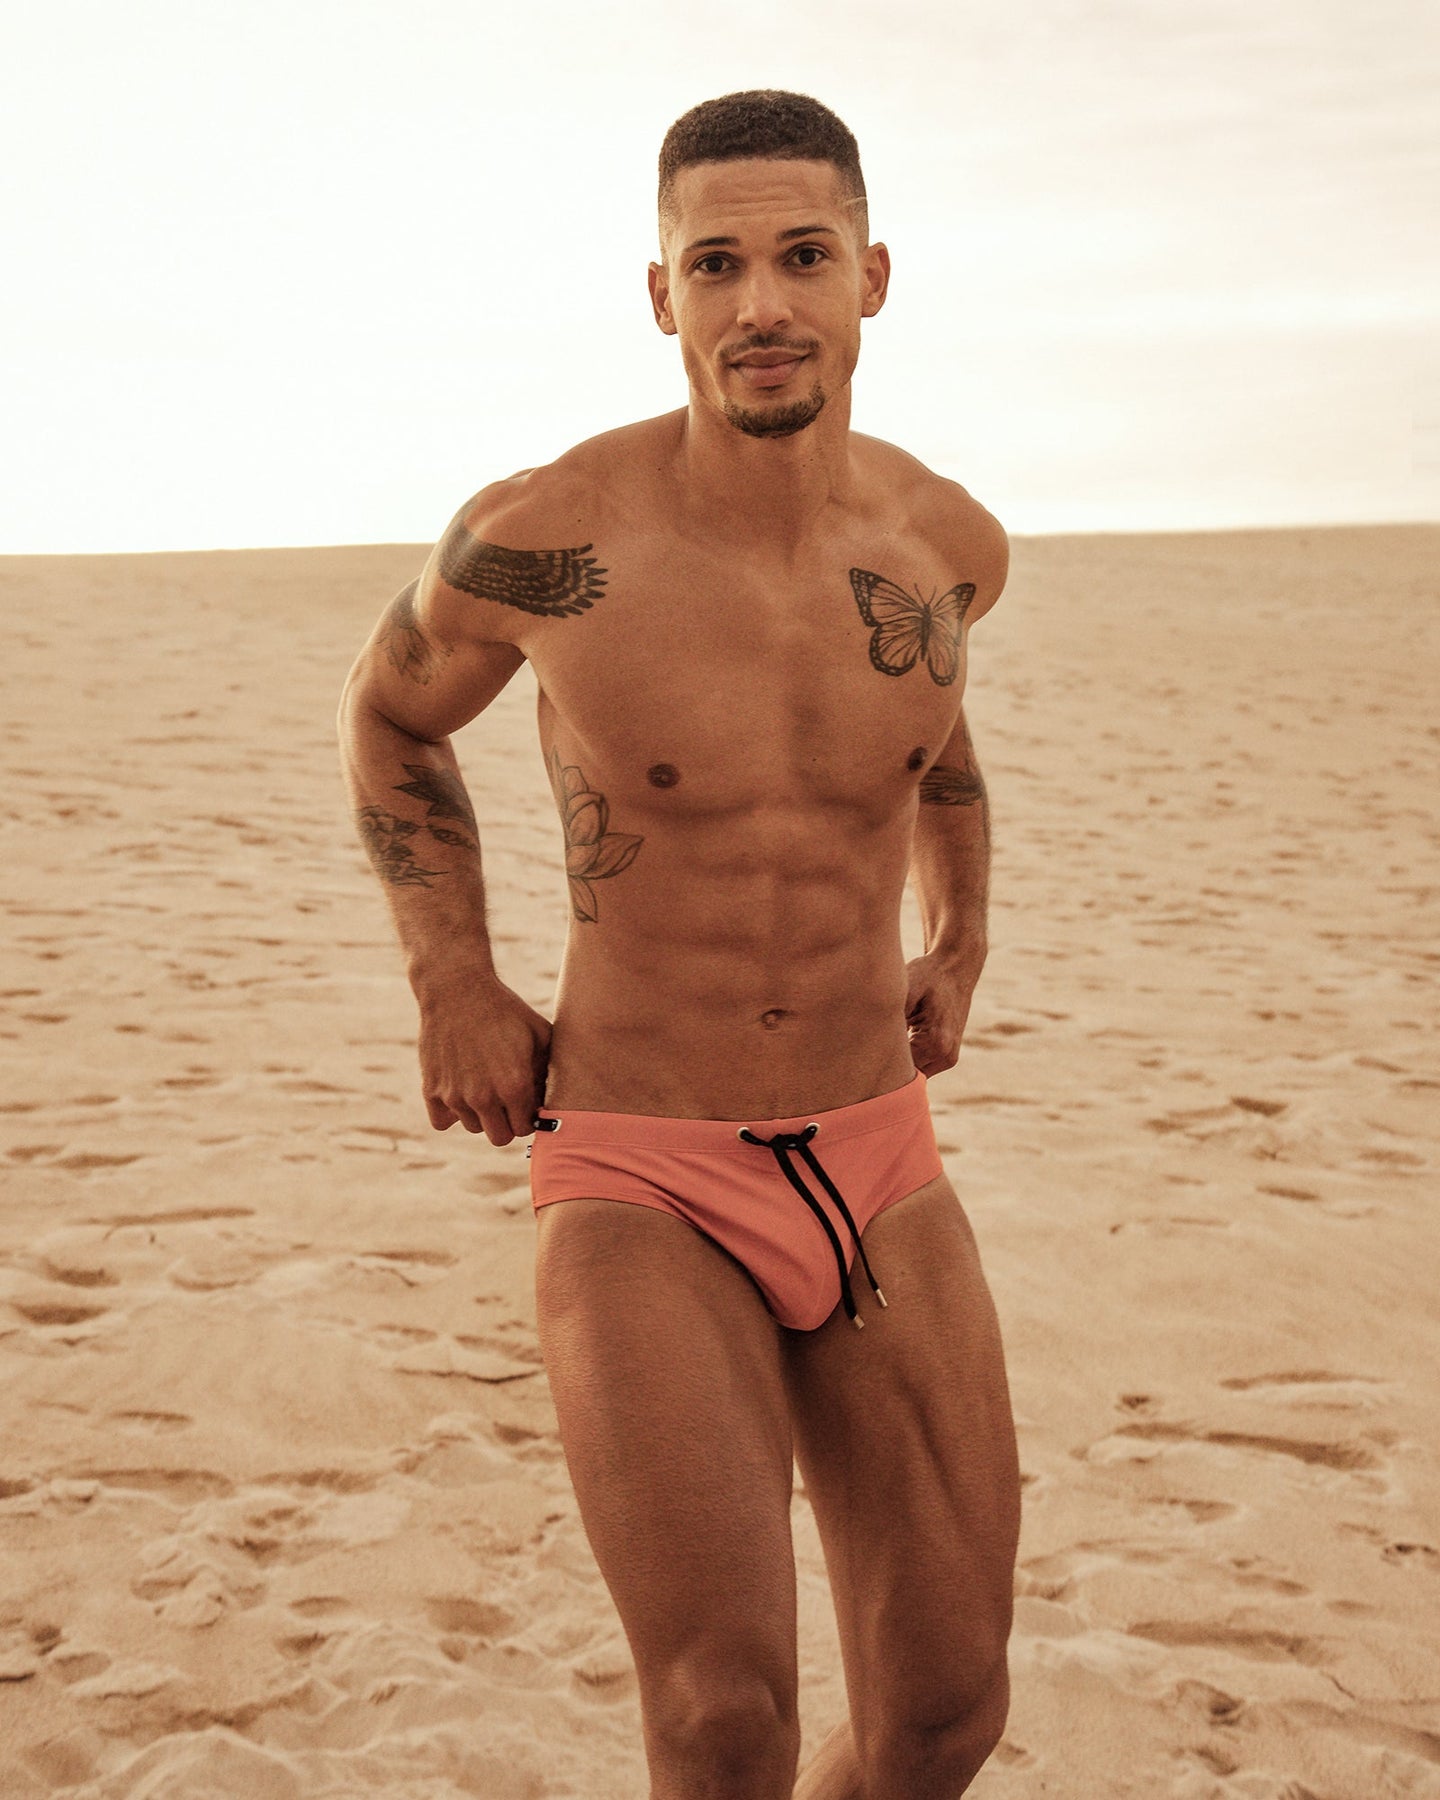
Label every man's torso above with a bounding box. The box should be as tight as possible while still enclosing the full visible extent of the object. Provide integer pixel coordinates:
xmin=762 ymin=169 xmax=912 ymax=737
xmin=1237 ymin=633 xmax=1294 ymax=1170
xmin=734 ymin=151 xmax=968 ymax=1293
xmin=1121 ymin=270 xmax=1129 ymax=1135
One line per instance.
xmin=426 ymin=411 xmax=1002 ymax=1117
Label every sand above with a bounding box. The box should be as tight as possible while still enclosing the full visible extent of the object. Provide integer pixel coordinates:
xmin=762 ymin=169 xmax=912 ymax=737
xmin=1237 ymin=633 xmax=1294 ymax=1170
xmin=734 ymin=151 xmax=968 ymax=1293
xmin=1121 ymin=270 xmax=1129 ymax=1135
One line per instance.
xmin=1 ymin=525 xmax=1437 ymax=1799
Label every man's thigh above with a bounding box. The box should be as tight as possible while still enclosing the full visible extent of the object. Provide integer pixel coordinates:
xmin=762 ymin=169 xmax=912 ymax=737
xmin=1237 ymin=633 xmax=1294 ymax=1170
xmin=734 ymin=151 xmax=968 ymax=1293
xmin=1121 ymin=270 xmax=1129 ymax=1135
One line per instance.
xmin=534 ymin=1197 xmax=799 ymax=1703
xmin=779 ymin=1174 xmax=1021 ymax=1740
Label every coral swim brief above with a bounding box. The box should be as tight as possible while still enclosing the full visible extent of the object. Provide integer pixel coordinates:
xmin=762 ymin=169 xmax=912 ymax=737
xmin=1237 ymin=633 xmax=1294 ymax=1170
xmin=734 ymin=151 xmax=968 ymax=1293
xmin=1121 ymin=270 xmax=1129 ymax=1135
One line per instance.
xmin=528 ymin=1071 xmax=943 ymax=1331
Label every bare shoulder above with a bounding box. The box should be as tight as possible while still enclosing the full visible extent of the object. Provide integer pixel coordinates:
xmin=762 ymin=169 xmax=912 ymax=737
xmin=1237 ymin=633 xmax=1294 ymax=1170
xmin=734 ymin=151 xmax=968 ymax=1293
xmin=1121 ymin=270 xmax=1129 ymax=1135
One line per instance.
xmin=425 ymin=419 xmax=666 ymax=642
xmin=856 ymin=435 xmax=1010 ymax=625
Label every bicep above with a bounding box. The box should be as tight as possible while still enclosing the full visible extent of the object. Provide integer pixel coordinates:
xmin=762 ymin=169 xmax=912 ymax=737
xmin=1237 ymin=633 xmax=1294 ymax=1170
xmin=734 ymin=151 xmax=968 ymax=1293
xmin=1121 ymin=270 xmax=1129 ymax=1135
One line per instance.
xmin=344 ymin=559 xmax=525 ymax=742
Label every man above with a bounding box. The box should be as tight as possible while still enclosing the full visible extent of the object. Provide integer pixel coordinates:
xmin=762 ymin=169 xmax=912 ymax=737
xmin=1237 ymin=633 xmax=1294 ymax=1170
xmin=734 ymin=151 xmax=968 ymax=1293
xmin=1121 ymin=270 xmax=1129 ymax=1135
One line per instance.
xmin=339 ymin=90 xmax=1020 ymax=1800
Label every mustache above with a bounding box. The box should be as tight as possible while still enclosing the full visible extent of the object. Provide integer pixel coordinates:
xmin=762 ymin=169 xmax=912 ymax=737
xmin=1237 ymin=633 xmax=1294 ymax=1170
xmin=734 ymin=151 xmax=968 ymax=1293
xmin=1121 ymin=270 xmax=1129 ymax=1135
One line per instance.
xmin=724 ymin=334 xmax=819 ymax=361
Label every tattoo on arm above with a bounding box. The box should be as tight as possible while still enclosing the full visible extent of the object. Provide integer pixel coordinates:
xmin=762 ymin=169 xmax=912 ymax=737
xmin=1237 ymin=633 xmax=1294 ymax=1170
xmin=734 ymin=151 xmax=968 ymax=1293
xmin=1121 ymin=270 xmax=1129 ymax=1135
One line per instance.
xmin=850 ymin=568 xmax=973 ymax=686
xmin=381 ymin=581 xmax=446 ymax=685
xmin=919 ymin=763 xmax=986 ymax=806
xmin=393 ymin=763 xmax=480 ymax=851
xmin=439 ymin=522 xmax=608 ymax=618
xmin=920 ymin=714 xmax=990 ymax=845
xmin=548 ymin=749 xmax=643 ymax=923
xmin=357 ymin=807 xmax=445 ymax=887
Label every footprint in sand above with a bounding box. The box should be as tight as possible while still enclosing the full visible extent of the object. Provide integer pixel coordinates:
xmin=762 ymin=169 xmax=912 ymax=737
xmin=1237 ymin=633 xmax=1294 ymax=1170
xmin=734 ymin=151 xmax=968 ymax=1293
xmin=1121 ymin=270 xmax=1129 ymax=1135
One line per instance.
xmin=1218 ymin=1370 xmax=1386 ymax=1395
xmin=1381 ymin=1541 xmax=1440 ymax=1571
xmin=1154 ymin=1498 xmax=1240 ymax=1525
xmin=285 ymin=1594 xmax=351 ymax=1619
xmin=9 ymin=1298 xmax=108 ymax=1327
xmin=166 ymin=1241 xmax=281 ymax=1291
xmin=1127 ymin=1617 xmax=1334 ymax=1667
xmin=569 ymin=1633 xmax=638 ymax=1701
xmin=37 ymin=1252 xmax=119 ymax=1289
xmin=390 ymin=1331 xmax=543 ymax=1384
xmin=52 ymin=1152 xmax=144 ymax=1171
xmin=1340 ymin=1523 xmax=1440 ymax=1573
xmin=426 ymin=1595 xmax=518 ymax=1641
xmin=342 ymin=1248 xmax=459 ymax=1292
xmin=89 ymin=1206 xmax=254 ymax=1230
xmin=131 ymin=1534 xmax=266 ymax=1627
xmin=1104 ymin=1419 xmax=1384 ymax=1473
xmin=107 ymin=1410 xmax=193 ymax=1435
xmin=1171 ymin=1677 xmax=1247 ymax=1725
xmin=73 ymin=1469 xmax=233 ymax=1504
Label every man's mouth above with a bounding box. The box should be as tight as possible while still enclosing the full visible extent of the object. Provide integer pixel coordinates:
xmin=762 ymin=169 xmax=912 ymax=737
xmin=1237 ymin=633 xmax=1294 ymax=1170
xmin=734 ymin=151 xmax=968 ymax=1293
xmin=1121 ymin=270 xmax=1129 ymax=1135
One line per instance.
xmin=731 ymin=352 xmax=808 ymax=389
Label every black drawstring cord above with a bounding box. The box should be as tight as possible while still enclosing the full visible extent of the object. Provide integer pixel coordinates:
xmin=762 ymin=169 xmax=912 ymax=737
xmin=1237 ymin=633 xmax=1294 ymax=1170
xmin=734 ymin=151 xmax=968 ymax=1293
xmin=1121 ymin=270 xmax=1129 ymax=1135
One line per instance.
xmin=736 ymin=1124 xmax=887 ymax=1330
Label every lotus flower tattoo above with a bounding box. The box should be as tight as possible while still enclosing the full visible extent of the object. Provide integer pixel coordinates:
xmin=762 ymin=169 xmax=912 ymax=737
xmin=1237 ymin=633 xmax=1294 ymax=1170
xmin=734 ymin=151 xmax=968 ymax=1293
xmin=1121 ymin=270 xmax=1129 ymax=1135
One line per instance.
xmin=549 ymin=749 xmax=643 ymax=923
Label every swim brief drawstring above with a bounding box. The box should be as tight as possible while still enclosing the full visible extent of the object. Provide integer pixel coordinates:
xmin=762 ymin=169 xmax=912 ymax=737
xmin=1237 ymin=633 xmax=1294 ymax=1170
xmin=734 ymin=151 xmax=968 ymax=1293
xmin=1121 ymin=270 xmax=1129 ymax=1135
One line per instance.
xmin=736 ymin=1124 xmax=888 ymax=1330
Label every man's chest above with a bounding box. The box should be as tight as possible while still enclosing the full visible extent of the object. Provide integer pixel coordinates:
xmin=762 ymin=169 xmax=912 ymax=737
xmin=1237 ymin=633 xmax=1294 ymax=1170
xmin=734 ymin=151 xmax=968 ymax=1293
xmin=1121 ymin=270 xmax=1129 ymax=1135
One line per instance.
xmin=519 ymin=532 xmax=974 ymax=811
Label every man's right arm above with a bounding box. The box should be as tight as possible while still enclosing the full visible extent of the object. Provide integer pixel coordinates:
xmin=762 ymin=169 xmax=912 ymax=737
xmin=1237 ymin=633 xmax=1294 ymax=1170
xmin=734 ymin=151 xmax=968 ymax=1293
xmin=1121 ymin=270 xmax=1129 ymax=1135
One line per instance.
xmin=337 ymin=501 xmax=549 ymax=1145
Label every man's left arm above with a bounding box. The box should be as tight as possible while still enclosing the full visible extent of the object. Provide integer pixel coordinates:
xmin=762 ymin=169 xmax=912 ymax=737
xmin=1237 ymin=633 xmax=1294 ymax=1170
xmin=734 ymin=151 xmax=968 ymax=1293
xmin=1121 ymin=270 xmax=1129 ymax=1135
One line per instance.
xmin=906 ymin=705 xmax=991 ymax=1075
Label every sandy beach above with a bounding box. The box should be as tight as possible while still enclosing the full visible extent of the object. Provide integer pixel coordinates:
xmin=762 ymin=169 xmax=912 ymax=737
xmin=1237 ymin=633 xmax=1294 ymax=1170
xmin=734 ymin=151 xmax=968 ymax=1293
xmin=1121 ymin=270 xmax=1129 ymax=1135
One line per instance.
xmin=2 ymin=524 xmax=1437 ymax=1798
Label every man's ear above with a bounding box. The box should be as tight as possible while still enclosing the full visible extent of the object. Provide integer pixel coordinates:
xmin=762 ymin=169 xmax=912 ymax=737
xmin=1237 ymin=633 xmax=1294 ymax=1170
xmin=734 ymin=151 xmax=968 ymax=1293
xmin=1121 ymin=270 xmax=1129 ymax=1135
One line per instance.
xmin=860 ymin=242 xmax=891 ymax=319
xmin=648 ymin=261 xmax=678 ymax=336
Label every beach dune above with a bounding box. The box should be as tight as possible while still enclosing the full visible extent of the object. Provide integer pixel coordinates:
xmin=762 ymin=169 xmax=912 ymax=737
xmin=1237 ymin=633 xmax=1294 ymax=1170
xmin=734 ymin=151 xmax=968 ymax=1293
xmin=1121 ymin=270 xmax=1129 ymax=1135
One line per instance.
xmin=1 ymin=526 xmax=1437 ymax=1797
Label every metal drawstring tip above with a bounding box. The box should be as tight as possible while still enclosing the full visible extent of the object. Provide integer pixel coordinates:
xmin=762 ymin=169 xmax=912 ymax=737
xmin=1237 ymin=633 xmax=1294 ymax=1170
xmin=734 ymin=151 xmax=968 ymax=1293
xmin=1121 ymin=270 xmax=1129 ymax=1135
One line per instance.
xmin=874 ymin=1288 xmax=888 ymax=1309
xmin=851 ymin=1313 xmax=865 ymax=1331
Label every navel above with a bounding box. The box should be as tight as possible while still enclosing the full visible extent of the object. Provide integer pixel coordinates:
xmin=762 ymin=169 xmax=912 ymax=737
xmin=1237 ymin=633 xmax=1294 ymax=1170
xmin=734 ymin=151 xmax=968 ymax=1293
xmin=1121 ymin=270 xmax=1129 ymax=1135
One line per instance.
xmin=759 ymin=1008 xmax=791 ymax=1031
xmin=907 ymin=746 xmax=928 ymax=772
xmin=647 ymin=762 xmax=680 ymax=788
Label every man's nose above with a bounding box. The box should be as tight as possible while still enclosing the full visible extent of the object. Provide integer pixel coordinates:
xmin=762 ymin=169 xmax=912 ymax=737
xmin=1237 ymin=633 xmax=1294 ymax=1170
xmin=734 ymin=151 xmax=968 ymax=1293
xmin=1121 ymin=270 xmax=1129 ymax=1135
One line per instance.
xmin=735 ymin=267 xmax=792 ymax=335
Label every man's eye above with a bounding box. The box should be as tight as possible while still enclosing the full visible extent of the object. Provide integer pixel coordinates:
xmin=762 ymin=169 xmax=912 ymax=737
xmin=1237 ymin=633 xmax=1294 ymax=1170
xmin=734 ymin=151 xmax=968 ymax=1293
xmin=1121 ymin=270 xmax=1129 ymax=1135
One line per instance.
xmin=695 ymin=256 xmax=728 ymax=275
xmin=792 ymin=246 xmax=826 ymax=267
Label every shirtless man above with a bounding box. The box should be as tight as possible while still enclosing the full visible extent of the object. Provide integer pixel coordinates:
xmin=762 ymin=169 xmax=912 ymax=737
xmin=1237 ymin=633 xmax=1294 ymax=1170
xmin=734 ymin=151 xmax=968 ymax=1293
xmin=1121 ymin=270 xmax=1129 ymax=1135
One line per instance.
xmin=339 ymin=89 xmax=1020 ymax=1800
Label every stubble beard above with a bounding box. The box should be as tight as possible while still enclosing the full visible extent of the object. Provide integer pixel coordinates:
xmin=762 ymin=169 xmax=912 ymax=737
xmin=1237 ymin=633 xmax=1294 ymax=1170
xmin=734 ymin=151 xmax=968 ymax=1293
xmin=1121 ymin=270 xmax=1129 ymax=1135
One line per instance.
xmin=721 ymin=378 xmax=828 ymax=439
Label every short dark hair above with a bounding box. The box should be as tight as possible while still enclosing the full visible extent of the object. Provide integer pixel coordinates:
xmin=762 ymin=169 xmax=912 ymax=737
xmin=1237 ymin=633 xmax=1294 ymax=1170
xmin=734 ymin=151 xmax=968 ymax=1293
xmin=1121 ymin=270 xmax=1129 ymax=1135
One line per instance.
xmin=657 ymin=89 xmax=868 ymax=248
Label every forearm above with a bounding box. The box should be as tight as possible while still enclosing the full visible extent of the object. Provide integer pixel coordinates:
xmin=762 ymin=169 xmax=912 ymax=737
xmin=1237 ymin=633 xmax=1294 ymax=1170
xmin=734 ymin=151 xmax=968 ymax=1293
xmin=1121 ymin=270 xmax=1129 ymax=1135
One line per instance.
xmin=911 ymin=744 xmax=990 ymax=977
xmin=338 ymin=684 xmax=497 ymax=991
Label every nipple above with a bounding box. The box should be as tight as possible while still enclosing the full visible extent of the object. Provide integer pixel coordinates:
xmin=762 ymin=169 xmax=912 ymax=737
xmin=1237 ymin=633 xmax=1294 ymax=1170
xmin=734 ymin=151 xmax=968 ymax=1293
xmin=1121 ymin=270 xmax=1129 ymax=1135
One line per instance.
xmin=647 ymin=763 xmax=680 ymax=788
xmin=907 ymin=746 xmax=928 ymax=772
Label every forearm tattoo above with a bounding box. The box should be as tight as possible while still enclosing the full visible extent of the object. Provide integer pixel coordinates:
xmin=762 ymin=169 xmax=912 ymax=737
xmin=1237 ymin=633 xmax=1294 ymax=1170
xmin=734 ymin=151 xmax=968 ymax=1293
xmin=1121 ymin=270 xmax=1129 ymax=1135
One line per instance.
xmin=356 ymin=760 xmax=483 ymax=886
xmin=919 ymin=763 xmax=986 ymax=806
xmin=850 ymin=569 xmax=974 ymax=686
xmin=439 ymin=518 xmax=608 ymax=617
xmin=549 ymin=749 xmax=643 ymax=923
xmin=357 ymin=807 xmax=445 ymax=887
xmin=919 ymin=720 xmax=991 ymax=843
xmin=393 ymin=763 xmax=480 ymax=851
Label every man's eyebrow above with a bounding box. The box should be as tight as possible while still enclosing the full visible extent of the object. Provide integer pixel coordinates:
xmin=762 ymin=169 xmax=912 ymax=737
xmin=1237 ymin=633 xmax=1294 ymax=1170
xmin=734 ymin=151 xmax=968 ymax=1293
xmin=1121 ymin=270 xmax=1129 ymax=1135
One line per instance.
xmin=681 ymin=224 xmax=839 ymax=255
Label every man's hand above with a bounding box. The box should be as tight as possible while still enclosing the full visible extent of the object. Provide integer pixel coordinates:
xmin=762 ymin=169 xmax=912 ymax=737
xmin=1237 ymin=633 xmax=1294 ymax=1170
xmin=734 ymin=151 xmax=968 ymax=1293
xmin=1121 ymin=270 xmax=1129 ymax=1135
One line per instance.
xmin=416 ymin=972 xmax=552 ymax=1146
xmin=904 ymin=950 xmax=983 ymax=1077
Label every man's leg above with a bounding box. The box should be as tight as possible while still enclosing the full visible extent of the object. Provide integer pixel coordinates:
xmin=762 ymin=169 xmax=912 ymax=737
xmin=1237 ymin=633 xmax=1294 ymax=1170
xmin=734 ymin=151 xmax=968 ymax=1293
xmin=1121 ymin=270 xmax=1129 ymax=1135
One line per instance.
xmin=781 ymin=1174 xmax=1021 ymax=1800
xmin=535 ymin=1197 xmax=803 ymax=1800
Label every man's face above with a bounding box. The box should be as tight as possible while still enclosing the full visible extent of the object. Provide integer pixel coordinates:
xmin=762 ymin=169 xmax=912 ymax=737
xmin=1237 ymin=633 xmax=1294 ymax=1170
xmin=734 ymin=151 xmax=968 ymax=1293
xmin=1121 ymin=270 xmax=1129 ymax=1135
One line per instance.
xmin=649 ymin=158 xmax=889 ymax=440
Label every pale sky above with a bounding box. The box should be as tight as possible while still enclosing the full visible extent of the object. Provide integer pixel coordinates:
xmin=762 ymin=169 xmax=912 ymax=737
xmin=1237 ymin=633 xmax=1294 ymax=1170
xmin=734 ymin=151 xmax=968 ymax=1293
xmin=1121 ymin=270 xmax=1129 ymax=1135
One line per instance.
xmin=2 ymin=0 xmax=1435 ymax=552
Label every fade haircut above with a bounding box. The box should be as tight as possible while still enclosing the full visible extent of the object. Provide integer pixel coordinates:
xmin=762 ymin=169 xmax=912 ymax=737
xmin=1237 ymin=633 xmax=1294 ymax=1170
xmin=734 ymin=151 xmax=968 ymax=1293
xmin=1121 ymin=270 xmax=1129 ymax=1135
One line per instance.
xmin=657 ymin=90 xmax=868 ymax=253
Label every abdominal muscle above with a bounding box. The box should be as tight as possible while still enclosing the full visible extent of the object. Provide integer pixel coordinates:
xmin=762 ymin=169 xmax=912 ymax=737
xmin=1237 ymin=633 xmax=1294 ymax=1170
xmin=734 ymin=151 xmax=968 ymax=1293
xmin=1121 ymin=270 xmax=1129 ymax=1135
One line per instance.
xmin=540 ymin=807 xmax=919 ymax=1119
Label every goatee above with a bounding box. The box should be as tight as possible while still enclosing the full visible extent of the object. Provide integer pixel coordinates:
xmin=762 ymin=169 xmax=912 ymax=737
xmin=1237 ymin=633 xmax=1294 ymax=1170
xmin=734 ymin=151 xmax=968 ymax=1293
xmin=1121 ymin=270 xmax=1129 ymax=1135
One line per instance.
xmin=722 ymin=380 xmax=828 ymax=439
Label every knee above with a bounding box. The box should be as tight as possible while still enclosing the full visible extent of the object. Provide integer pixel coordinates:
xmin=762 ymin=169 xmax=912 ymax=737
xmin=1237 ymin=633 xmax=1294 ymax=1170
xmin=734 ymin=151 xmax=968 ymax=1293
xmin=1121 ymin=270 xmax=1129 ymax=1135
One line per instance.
xmin=868 ymin=1653 xmax=1010 ymax=1798
xmin=645 ymin=1666 xmax=800 ymax=1797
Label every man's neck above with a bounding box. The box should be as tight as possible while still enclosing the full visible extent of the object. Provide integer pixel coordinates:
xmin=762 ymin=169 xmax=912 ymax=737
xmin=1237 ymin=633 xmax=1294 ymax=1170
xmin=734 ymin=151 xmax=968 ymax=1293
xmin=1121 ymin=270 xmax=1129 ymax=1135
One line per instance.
xmin=670 ymin=388 xmax=856 ymax=549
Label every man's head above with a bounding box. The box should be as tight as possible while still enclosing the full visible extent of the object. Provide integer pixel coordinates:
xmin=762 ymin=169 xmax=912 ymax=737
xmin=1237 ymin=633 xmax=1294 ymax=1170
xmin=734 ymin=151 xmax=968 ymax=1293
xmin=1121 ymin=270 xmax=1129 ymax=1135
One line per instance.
xmin=649 ymin=91 xmax=889 ymax=441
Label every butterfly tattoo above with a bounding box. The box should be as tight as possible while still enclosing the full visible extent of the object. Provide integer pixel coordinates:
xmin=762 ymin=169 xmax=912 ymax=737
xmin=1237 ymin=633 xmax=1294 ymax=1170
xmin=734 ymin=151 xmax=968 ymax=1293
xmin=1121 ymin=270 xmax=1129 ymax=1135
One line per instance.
xmin=849 ymin=569 xmax=975 ymax=686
